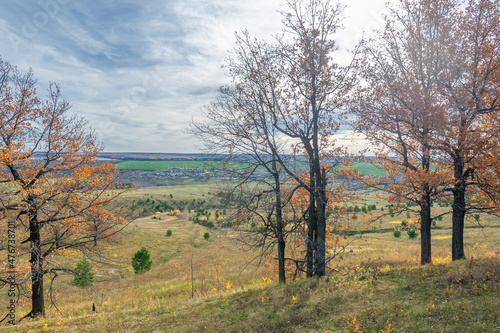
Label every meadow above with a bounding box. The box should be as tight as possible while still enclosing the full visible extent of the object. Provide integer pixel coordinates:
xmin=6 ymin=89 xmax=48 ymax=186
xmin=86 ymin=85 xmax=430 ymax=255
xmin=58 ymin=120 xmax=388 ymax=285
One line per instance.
xmin=2 ymin=182 xmax=499 ymax=332
xmin=115 ymin=160 xmax=385 ymax=175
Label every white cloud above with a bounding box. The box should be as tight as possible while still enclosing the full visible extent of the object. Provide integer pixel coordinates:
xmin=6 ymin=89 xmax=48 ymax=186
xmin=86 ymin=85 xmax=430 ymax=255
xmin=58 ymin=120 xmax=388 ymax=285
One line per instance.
xmin=0 ymin=0 xmax=395 ymax=153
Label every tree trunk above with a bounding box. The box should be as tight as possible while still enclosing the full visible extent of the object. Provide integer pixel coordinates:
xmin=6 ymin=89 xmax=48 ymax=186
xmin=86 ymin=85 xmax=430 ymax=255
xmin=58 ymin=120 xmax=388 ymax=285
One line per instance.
xmin=273 ymin=160 xmax=286 ymax=284
xmin=277 ymin=230 xmax=286 ymax=284
xmin=29 ymin=209 xmax=45 ymax=318
xmin=420 ymin=190 xmax=432 ymax=264
xmin=452 ymin=154 xmax=466 ymax=260
xmin=420 ymin=145 xmax=432 ymax=265
xmin=314 ymin=168 xmax=327 ymax=277
xmin=452 ymin=189 xmax=466 ymax=260
xmin=306 ymin=194 xmax=316 ymax=277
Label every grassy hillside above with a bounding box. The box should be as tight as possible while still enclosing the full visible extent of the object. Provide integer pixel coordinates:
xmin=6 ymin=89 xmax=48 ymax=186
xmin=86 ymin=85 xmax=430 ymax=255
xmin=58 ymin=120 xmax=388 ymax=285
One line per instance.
xmin=2 ymin=184 xmax=499 ymax=332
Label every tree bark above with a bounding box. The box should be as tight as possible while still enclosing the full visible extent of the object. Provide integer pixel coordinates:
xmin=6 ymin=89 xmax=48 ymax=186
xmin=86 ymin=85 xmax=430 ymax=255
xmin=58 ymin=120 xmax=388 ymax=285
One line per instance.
xmin=29 ymin=208 xmax=45 ymax=318
xmin=273 ymin=159 xmax=286 ymax=284
xmin=306 ymin=194 xmax=316 ymax=277
xmin=420 ymin=191 xmax=432 ymax=264
xmin=314 ymin=168 xmax=327 ymax=277
xmin=452 ymin=154 xmax=466 ymax=260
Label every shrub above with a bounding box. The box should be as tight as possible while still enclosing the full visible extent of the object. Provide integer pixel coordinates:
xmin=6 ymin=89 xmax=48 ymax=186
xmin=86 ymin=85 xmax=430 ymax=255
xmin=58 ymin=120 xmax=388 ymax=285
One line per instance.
xmin=166 ymin=229 xmax=172 ymax=237
xmin=132 ymin=247 xmax=153 ymax=274
xmin=393 ymin=230 xmax=401 ymax=238
xmin=204 ymin=232 xmax=210 ymax=240
xmin=474 ymin=214 xmax=480 ymax=221
xmin=407 ymin=228 xmax=418 ymax=239
xmin=74 ymin=257 xmax=94 ymax=287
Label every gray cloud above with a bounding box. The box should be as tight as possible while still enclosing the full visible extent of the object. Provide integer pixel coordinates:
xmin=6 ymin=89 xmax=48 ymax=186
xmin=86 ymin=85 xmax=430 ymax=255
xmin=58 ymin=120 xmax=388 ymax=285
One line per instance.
xmin=0 ymin=0 xmax=392 ymax=153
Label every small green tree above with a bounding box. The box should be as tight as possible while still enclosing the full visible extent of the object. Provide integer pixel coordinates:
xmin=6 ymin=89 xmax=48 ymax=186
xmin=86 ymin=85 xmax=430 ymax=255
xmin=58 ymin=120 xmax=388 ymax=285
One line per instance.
xmin=203 ymin=232 xmax=210 ymax=240
xmin=132 ymin=247 xmax=153 ymax=274
xmin=166 ymin=229 xmax=172 ymax=237
xmin=74 ymin=258 xmax=94 ymax=287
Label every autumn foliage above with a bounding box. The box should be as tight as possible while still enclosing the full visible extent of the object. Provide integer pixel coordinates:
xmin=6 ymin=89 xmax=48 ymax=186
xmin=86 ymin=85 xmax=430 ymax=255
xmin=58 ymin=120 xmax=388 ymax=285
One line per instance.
xmin=0 ymin=58 xmax=126 ymax=319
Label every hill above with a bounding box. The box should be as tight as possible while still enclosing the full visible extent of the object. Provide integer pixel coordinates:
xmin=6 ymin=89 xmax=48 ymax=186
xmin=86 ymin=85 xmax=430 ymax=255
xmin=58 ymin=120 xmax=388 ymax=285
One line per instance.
xmin=2 ymin=184 xmax=499 ymax=332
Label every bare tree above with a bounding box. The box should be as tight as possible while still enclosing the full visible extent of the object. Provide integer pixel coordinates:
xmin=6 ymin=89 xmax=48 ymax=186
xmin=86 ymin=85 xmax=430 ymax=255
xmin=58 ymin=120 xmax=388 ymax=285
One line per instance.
xmin=193 ymin=0 xmax=356 ymax=278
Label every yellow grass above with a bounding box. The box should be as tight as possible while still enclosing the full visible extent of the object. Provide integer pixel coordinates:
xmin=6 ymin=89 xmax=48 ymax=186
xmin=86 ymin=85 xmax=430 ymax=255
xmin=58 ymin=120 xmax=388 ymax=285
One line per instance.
xmin=1 ymin=184 xmax=499 ymax=332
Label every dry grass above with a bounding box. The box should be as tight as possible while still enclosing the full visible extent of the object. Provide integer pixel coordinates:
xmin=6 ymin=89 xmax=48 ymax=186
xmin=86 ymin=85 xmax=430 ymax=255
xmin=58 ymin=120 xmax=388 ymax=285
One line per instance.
xmin=2 ymin=185 xmax=500 ymax=332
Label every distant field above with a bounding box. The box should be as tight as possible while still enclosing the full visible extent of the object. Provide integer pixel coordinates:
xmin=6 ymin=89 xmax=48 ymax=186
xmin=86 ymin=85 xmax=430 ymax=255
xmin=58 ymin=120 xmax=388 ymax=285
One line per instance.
xmin=116 ymin=160 xmax=386 ymax=175
xmin=116 ymin=160 xmax=219 ymax=170
xmin=350 ymin=162 xmax=386 ymax=175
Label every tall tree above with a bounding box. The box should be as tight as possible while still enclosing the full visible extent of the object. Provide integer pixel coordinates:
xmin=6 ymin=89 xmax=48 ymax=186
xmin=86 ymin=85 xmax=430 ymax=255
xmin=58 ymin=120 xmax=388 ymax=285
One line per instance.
xmin=271 ymin=0 xmax=354 ymax=277
xmin=351 ymin=0 xmax=457 ymax=264
xmin=353 ymin=0 xmax=500 ymax=263
xmin=434 ymin=0 xmax=500 ymax=260
xmin=191 ymin=31 xmax=293 ymax=283
xmin=192 ymin=0 xmax=354 ymax=278
xmin=0 ymin=59 xmax=127 ymax=318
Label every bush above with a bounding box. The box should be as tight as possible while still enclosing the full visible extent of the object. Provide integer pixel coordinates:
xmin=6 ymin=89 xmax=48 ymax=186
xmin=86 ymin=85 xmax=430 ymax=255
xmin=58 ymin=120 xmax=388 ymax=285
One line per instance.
xmin=393 ymin=230 xmax=401 ymax=238
xmin=74 ymin=257 xmax=94 ymax=287
xmin=166 ymin=229 xmax=172 ymax=237
xmin=204 ymin=232 xmax=210 ymax=240
xmin=132 ymin=247 xmax=153 ymax=274
xmin=407 ymin=228 xmax=418 ymax=239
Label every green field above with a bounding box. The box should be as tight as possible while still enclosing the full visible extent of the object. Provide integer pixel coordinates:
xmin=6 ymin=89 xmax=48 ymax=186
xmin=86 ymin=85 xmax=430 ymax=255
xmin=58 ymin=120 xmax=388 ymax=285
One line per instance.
xmin=116 ymin=160 xmax=386 ymax=175
xmin=116 ymin=160 xmax=213 ymax=169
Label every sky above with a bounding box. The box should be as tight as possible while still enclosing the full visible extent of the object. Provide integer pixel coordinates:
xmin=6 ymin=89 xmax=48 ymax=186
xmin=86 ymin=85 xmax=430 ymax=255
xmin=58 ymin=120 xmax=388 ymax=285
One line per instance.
xmin=0 ymin=0 xmax=393 ymax=153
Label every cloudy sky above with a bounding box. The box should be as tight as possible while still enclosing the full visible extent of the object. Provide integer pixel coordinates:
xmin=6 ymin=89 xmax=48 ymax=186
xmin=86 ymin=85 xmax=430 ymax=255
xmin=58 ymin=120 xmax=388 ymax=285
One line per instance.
xmin=0 ymin=0 xmax=392 ymax=153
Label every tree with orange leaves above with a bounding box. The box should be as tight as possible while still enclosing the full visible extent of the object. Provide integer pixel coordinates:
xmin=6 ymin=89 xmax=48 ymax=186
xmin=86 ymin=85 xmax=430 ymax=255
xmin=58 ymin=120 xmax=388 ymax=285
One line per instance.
xmin=432 ymin=0 xmax=500 ymax=260
xmin=350 ymin=0 xmax=456 ymax=264
xmin=352 ymin=0 xmax=500 ymax=263
xmin=0 ymin=59 xmax=127 ymax=319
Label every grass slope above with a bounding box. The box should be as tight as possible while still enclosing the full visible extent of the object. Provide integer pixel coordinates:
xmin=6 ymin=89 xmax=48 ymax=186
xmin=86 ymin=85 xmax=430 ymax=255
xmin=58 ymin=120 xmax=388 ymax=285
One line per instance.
xmin=6 ymin=258 xmax=500 ymax=332
xmin=2 ymin=185 xmax=499 ymax=332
